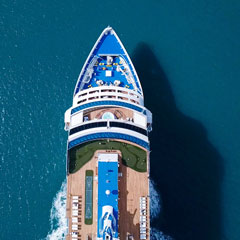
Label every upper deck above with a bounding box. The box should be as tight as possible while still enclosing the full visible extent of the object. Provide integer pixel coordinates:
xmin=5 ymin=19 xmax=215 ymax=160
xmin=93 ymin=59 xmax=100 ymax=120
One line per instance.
xmin=66 ymin=141 xmax=150 ymax=240
xmin=74 ymin=27 xmax=143 ymax=97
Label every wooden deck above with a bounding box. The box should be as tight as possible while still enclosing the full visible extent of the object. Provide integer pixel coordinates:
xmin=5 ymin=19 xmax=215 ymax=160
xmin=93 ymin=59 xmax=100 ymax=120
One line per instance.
xmin=118 ymin=156 xmax=150 ymax=240
xmin=66 ymin=150 xmax=99 ymax=240
xmin=83 ymin=107 xmax=134 ymax=121
xmin=66 ymin=148 xmax=150 ymax=240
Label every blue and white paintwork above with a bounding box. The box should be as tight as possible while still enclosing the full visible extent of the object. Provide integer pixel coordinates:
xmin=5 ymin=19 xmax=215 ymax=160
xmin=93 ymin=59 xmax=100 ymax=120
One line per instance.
xmin=97 ymin=155 xmax=119 ymax=240
xmin=65 ymin=27 xmax=152 ymax=240
xmin=74 ymin=27 xmax=143 ymax=96
xmin=65 ymin=27 xmax=152 ymax=151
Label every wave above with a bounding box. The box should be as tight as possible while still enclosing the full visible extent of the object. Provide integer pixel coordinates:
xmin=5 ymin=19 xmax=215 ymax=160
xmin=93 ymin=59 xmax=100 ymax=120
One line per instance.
xmin=151 ymin=227 xmax=174 ymax=240
xmin=150 ymin=179 xmax=161 ymax=219
xmin=45 ymin=180 xmax=67 ymax=240
xmin=150 ymin=179 xmax=174 ymax=240
xmin=45 ymin=178 xmax=173 ymax=240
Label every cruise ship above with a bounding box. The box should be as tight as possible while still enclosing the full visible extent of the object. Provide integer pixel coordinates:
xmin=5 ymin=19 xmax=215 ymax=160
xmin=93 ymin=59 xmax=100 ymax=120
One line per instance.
xmin=64 ymin=27 xmax=152 ymax=240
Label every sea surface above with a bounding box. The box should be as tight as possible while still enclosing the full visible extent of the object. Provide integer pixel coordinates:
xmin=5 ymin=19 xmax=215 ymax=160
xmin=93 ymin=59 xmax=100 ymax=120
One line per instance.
xmin=1 ymin=0 xmax=240 ymax=239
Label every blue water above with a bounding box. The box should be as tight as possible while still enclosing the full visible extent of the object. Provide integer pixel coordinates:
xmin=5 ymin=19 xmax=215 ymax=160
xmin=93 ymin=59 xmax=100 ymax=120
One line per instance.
xmin=97 ymin=161 xmax=118 ymax=238
xmin=1 ymin=0 xmax=240 ymax=239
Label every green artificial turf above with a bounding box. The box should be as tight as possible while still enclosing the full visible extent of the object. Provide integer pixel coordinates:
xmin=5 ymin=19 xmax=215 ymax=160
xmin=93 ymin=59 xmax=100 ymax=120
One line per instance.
xmin=85 ymin=170 xmax=93 ymax=225
xmin=68 ymin=140 xmax=147 ymax=174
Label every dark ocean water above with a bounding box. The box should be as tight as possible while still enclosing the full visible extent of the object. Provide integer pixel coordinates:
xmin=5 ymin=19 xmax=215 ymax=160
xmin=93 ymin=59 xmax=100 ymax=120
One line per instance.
xmin=1 ymin=0 xmax=240 ymax=239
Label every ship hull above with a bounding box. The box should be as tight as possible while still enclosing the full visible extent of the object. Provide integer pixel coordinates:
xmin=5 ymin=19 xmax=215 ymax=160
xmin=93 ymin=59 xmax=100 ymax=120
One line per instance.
xmin=64 ymin=27 xmax=152 ymax=240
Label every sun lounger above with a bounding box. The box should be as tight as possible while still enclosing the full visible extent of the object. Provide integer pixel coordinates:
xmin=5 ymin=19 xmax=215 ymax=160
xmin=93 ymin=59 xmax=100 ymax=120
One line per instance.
xmin=140 ymin=198 xmax=147 ymax=203
xmin=72 ymin=210 xmax=78 ymax=216
xmin=72 ymin=232 xmax=78 ymax=237
xmin=72 ymin=226 xmax=78 ymax=231
xmin=141 ymin=209 xmax=146 ymax=214
xmin=72 ymin=217 xmax=78 ymax=223
xmin=141 ymin=222 xmax=146 ymax=227
xmin=140 ymin=216 xmax=146 ymax=221
xmin=140 ymin=234 xmax=146 ymax=239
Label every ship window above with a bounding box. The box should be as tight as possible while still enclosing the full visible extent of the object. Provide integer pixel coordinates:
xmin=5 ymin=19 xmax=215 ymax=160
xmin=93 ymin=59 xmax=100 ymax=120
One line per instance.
xmin=109 ymin=122 xmax=147 ymax=136
xmin=79 ymin=93 xmax=87 ymax=98
xmin=77 ymin=99 xmax=87 ymax=104
xmin=118 ymin=90 xmax=128 ymax=94
xmin=69 ymin=121 xmax=107 ymax=135
xmin=89 ymin=96 xmax=99 ymax=100
xmin=89 ymin=90 xmax=99 ymax=94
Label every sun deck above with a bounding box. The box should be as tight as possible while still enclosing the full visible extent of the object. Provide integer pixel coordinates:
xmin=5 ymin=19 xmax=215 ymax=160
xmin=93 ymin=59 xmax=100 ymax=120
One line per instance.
xmin=66 ymin=142 xmax=150 ymax=240
xmin=74 ymin=27 xmax=143 ymax=96
xmin=83 ymin=56 xmax=135 ymax=90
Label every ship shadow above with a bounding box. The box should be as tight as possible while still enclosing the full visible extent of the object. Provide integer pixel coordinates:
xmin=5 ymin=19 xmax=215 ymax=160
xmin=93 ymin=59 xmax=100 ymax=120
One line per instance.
xmin=131 ymin=43 xmax=224 ymax=240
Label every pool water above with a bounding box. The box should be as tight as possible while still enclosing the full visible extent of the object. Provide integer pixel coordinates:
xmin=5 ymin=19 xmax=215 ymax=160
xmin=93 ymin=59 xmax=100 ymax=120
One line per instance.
xmin=102 ymin=112 xmax=115 ymax=120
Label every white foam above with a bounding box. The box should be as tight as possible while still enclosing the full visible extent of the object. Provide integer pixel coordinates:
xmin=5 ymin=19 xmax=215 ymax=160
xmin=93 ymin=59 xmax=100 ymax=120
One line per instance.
xmin=150 ymin=179 xmax=161 ymax=219
xmin=151 ymin=227 xmax=174 ymax=240
xmin=45 ymin=178 xmax=172 ymax=240
xmin=149 ymin=180 xmax=174 ymax=240
xmin=45 ymin=180 xmax=67 ymax=240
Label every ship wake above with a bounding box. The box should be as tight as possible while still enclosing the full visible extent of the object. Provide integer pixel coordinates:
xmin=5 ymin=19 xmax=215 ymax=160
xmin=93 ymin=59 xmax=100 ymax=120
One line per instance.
xmin=46 ymin=180 xmax=67 ymax=240
xmin=150 ymin=179 xmax=174 ymax=240
xmin=150 ymin=179 xmax=161 ymax=218
xmin=45 ymin=178 xmax=173 ymax=240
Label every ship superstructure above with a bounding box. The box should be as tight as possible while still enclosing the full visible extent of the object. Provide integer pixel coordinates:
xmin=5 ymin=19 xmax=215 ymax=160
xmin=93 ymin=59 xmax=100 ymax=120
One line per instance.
xmin=64 ymin=27 xmax=152 ymax=240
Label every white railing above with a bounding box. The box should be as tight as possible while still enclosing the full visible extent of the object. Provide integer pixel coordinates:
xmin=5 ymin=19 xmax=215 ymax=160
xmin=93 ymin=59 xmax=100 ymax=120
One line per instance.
xmin=68 ymin=122 xmax=149 ymax=143
xmin=73 ymin=86 xmax=144 ymax=107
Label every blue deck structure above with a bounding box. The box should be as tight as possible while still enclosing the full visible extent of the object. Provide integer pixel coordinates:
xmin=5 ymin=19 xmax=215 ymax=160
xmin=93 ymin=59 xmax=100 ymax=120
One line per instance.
xmin=68 ymin=132 xmax=150 ymax=150
xmin=97 ymin=154 xmax=118 ymax=240
xmin=71 ymin=100 xmax=146 ymax=115
xmin=74 ymin=27 xmax=143 ymax=96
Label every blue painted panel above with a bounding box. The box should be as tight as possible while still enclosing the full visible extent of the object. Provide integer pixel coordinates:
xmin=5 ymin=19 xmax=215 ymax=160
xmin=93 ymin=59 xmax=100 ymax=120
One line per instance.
xmin=68 ymin=132 xmax=149 ymax=150
xmin=97 ymin=161 xmax=118 ymax=238
xmin=74 ymin=29 xmax=143 ymax=95
xmin=71 ymin=100 xmax=145 ymax=115
xmin=94 ymin=33 xmax=125 ymax=55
